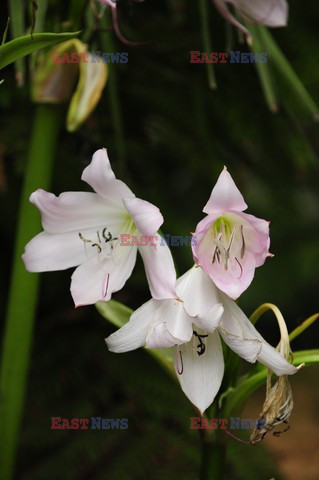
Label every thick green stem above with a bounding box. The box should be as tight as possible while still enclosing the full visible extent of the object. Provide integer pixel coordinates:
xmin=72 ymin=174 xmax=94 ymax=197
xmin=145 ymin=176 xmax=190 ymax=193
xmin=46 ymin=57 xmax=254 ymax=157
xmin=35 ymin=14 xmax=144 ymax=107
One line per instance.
xmin=0 ymin=104 xmax=62 ymax=480
xmin=199 ymin=402 xmax=226 ymax=480
xmin=200 ymin=430 xmax=226 ymax=480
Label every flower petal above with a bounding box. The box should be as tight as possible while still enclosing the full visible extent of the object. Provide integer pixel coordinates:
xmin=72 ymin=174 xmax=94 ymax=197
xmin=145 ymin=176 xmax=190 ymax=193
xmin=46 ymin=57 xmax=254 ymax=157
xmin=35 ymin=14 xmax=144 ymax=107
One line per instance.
xmin=22 ymin=231 xmax=95 ymax=272
xmin=70 ymin=244 xmax=137 ymax=306
xmin=106 ymin=299 xmax=157 ymax=353
xmin=164 ymin=300 xmax=193 ymax=343
xmin=256 ymin=342 xmax=298 ymax=376
xmin=219 ymin=328 xmax=262 ymax=363
xmin=237 ymin=0 xmax=288 ymax=27
xmin=81 ymin=149 xmax=135 ymax=199
xmin=203 ymin=167 xmax=248 ymax=214
xmin=213 ymin=0 xmax=251 ymax=37
xmin=146 ymin=321 xmax=181 ymax=349
xmin=122 ymin=197 xmax=163 ymax=236
xmin=176 ymin=265 xmax=221 ymax=316
xmin=208 ymin=251 xmax=256 ymax=300
xmin=235 ymin=212 xmax=270 ymax=267
xmin=219 ymin=292 xmax=298 ymax=375
xmin=30 ymin=189 xmax=125 ymax=234
xmin=174 ymin=331 xmax=224 ymax=414
xmin=193 ymin=304 xmax=224 ymax=333
xmin=138 ymin=239 xmax=177 ymax=300
xmin=66 ymin=53 xmax=107 ymax=132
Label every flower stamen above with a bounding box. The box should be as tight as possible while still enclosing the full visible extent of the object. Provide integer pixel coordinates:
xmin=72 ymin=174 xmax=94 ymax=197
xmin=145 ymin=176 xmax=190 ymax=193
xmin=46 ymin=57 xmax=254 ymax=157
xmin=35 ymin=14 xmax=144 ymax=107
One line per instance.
xmin=79 ymin=227 xmax=119 ymax=258
xmin=240 ymin=224 xmax=246 ymax=259
xmin=176 ymin=348 xmax=184 ymax=375
xmin=212 ymin=220 xmax=245 ymax=275
xmin=102 ymin=272 xmax=110 ymax=298
xmin=193 ymin=330 xmax=208 ymax=356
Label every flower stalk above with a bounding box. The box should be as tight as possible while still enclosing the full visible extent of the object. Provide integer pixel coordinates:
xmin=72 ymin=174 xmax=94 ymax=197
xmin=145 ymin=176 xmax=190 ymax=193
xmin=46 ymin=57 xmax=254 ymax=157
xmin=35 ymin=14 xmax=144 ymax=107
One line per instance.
xmin=199 ymin=0 xmax=217 ymax=90
xmin=0 ymin=104 xmax=63 ymax=480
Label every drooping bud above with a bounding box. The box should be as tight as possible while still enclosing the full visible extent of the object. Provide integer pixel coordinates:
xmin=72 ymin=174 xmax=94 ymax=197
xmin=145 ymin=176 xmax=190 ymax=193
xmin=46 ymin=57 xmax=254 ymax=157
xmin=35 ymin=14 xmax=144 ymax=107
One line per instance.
xmin=31 ymin=39 xmax=108 ymax=131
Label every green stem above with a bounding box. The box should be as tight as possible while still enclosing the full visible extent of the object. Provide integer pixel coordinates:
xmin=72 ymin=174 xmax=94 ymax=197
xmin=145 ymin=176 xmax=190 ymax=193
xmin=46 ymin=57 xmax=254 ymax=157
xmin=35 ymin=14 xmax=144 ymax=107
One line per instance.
xmin=199 ymin=403 xmax=226 ymax=480
xmin=198 ymin=0 xmax=217 ymax=90
xmin=9 ymin=0 xmax=25 ymax=85
xmin=0 ymin=104 xmax=62 ymax=480
xmin=200 ymin=434 xmax=225 ymax=480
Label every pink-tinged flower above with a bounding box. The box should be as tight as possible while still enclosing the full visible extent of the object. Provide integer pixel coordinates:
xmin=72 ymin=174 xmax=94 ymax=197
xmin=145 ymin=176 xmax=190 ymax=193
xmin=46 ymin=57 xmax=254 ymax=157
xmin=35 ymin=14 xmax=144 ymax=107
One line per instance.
xmin=22 ymin=149 xmax=176 ymax=307
xmin=213 ymin=0 xmax=288 ymax=39
xmin=192 ymin=167 xmax=271 ymax=300
xmin=105 ymin=265 xmax=299 ymax=414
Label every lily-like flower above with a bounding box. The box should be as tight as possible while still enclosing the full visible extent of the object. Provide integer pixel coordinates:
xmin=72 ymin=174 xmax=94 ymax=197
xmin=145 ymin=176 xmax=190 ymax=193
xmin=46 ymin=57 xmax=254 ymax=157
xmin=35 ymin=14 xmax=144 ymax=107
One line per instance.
xmin=192 ymin=167 xmax=271 ymax=299
xmin=106 ymin=265 xmax=298 ymax=413
xmin=213 ymin=0 xmax=288 ymax=39
xmin=22 ymin=149 xmax=176 ymax=306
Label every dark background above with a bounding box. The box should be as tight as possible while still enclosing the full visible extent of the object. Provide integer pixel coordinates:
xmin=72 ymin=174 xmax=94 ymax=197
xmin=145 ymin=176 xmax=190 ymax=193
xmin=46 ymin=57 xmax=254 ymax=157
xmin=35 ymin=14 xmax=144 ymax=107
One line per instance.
xmin=0 ymin=0 xmax=318 ymax=478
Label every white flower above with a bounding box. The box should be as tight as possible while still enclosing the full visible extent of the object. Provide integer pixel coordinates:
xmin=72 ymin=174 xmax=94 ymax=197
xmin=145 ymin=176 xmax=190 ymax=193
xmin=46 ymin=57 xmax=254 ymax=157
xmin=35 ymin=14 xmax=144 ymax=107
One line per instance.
xmin=214 ymin=0 xmax=288 ymax=39
xmin=106 ymin=265 xmax=298 ymax=413
xmin=22 ymin=149 xmax=176 ymax=306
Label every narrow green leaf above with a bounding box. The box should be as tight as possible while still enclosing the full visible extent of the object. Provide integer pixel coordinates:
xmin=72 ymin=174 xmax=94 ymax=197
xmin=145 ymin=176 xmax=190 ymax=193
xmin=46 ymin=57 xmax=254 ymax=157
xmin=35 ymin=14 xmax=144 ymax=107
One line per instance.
xmin=96 ymin=300 xmax=175 ymax=378
xmin=249 ymin=24 xmax=278 ymax=112
xmin=256 ymin=25 xmax=319 ymax=120
xmin=289 ymin=314 xmax=319 ymax=342
xmin=96 ymin=299 xmax=133 ymax=329
xmin=2 ymin=18 xmax=10 ymax=46
xmin=0 ymin=31 xmax=81 ymax=70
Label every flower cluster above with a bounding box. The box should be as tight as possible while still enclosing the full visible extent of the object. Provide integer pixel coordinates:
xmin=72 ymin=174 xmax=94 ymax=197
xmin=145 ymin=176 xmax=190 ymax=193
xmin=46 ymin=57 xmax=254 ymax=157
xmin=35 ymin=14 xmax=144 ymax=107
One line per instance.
xmin=23 ymin=149 xmax=299 ymax=413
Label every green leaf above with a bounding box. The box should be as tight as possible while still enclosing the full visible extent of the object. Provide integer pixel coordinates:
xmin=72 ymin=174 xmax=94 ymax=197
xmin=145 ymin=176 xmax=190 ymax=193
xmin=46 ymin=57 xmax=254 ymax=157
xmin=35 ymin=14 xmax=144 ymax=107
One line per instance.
xmin=0 ymin=31 xmax=81 ymax=71
xmin=249 ymin=24 xmax=278 ymax=112
xmin=289 ymin=314 xmax=319 ymax=342
xmin=96 ymin=300 xmax=175 ymax=379
xmin=96 ymin=299 xmax=133 ymax=329
xmin=255 ymin=25 xmax=319 ymax=120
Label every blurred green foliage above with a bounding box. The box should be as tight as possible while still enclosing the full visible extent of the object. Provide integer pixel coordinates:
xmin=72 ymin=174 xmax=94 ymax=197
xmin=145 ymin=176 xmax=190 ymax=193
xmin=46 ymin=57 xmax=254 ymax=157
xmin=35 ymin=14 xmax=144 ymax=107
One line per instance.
xmin=0 ymin=0 xmax=318 ymax=478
